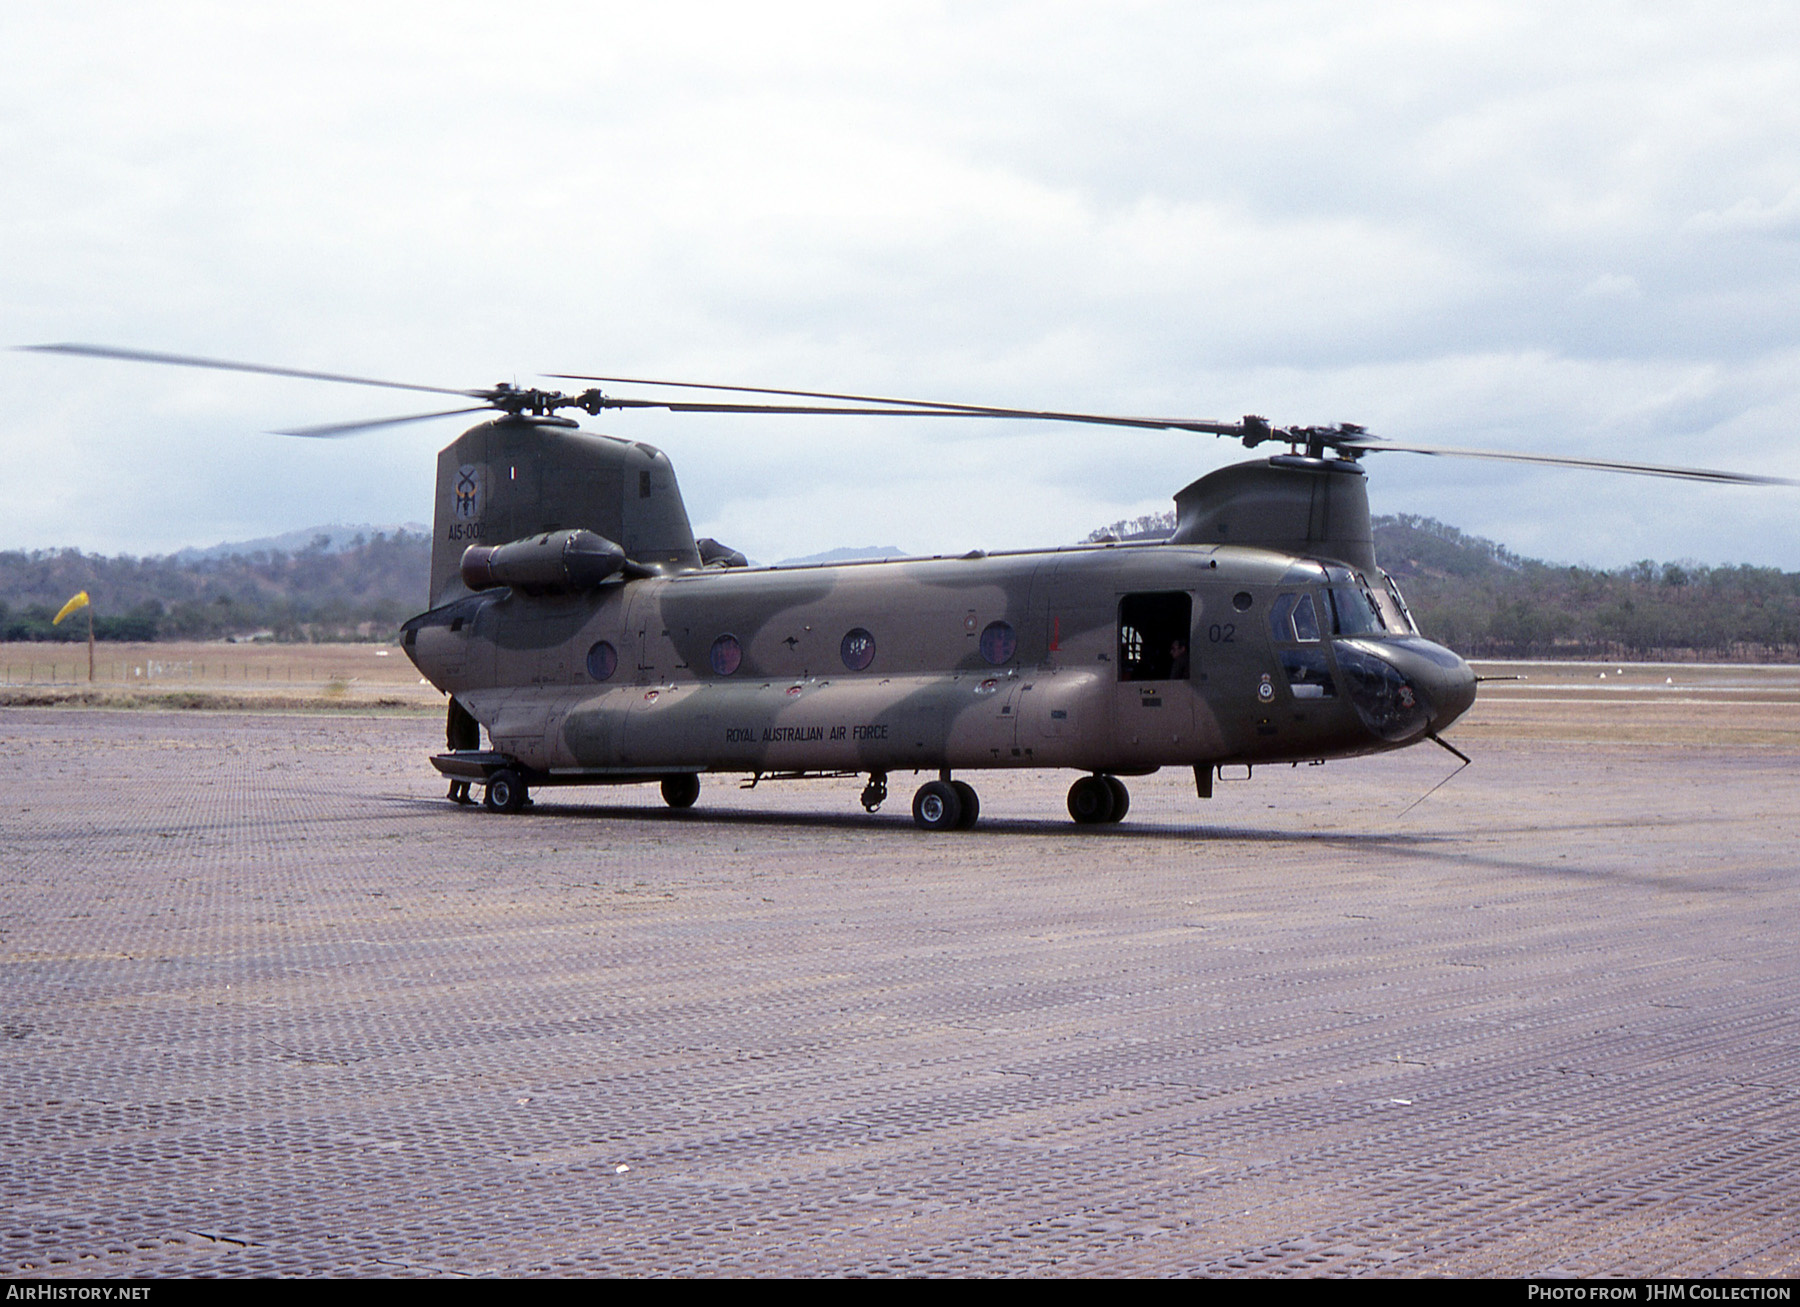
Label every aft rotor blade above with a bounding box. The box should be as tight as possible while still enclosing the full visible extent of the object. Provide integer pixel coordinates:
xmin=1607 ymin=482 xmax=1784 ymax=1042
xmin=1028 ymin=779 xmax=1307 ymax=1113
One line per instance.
xmin=273 ymin=407 xmax=494 ymax=438
xmin=1340 ymin=438 xmax=1799 ymax=486
xmin=560 ymin=373 xmax=1248 ymax=435
xmin=22 ymin=343 xmax=483 ymax=398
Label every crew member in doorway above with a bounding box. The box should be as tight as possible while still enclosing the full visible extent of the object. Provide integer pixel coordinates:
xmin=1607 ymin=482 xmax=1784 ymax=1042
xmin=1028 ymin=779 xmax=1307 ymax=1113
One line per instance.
xmin=1169 ymin=637 xmax=1190 ymax=680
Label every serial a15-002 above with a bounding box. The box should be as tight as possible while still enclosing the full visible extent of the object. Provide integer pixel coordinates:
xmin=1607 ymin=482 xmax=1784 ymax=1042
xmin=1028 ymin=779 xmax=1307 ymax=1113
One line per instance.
xmin=29 ymin=345 xmax=1792 ymax=829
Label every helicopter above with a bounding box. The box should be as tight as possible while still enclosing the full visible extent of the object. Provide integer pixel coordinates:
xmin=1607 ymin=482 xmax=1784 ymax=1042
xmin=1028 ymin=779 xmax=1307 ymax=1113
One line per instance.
xmin=23 ymin=343 xmax=1796 ymax=830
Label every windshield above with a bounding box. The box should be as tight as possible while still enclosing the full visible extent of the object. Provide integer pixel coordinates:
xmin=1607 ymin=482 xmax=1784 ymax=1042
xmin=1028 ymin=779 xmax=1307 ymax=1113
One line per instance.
xmin=1327 ymin=585 xmax=1388 ymax=636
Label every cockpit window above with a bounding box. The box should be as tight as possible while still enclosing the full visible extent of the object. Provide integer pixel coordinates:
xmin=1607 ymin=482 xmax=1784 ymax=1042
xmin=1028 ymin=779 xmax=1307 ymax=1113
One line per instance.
xmin=1327 ymin=586 xmax=1388 ymax=636
xmin=1269 ymin=593 xmax=1295 ymax=641
xmin=1292 ymin=592 xmax=1321 ymax=641
xmin=1269 ymin=592 xmax=1323 ymax=643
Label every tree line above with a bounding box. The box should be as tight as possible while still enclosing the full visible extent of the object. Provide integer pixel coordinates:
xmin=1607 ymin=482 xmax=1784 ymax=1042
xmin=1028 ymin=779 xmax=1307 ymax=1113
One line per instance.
xmin=1373 ymin=515 xmax=1800 ymax=661
xmin=1087 ymin=511 xmax=1800 ymax=662
xmin=0 ymin=531 xmax=431 ymax=643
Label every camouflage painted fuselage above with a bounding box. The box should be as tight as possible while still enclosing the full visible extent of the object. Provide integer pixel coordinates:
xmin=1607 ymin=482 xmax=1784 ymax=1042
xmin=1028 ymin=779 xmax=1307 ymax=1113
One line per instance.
xmin=402 ymin=541 xmax=1475 ymax=781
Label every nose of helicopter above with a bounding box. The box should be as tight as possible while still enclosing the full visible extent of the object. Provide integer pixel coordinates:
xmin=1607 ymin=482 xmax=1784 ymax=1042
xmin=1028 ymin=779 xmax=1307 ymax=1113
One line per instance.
xmin=1432 ymin=648 xmax=1476 ymax=738
xmin=1332 ymin=636 xmax=1477 ymax=744
xmin=1415 ymin=640 xmax=1478 ymax=734
xmin=1382 ymin=637 xmax=1477 ymax=735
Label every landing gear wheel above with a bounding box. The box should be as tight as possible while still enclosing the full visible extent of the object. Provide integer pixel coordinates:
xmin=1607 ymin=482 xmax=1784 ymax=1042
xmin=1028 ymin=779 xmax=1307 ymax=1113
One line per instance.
xmin=912 ymin=780 xmax=963 ymax=831
xmin=484 ymin=769 xmax=528 ymax=813
xmin=1067 ymin=774 xmax=1117 ymax=825
xmin=661 ymin=774 xmax=700 ymax=809
xmin=1101 ymin=775 xmax=1130 ymax=823
xmin=951 ymin=780 xmax=980 ymax=830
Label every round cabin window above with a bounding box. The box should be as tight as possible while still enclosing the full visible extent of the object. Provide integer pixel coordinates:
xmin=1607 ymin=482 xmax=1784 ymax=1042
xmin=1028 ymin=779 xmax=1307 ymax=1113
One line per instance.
xmin=841 ymin=628 xmax=876 ymax=671
xmin=585 ymin=640 xmax=618 ymax=682
xmin=979 ymin=620 xmax=1017 ymax=666
xmin=1232 ymin=591 xmax=1254 ymax=612
xmin=710 ymin=634 xmax=743 ymax=676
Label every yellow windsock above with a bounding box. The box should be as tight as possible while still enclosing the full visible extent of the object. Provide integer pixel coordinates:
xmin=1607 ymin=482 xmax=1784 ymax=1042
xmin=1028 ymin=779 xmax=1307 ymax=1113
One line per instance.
xmin=53 ymin=591 xmax=91 ymax=625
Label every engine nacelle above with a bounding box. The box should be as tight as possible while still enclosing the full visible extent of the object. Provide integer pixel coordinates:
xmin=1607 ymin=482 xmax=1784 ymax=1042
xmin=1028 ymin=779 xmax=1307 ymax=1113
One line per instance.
xmin=460 ymin=529 xmax=631 ymax=593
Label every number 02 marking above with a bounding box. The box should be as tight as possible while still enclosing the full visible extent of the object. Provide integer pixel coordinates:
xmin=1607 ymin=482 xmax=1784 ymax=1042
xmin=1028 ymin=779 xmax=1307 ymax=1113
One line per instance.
xmin=1208 ymin=623 xmax=1235 ymax=643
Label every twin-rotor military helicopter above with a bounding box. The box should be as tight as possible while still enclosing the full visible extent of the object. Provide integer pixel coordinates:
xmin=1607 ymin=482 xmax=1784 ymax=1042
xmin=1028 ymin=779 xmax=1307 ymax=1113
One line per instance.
xmin=27 ymin=343 xmax=1795 ymax=830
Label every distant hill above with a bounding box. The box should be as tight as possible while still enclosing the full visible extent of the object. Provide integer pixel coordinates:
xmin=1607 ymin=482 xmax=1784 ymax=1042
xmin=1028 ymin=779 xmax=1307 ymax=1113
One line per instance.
xmin=1370 ymin=514 xmax=1525 ymax=580
xmin=775 ymin=545 xmax=908 ymax=566
xmin=1367 ymin=518 xmax=1800 ymax=660
xmin=170 ymin=522 xmax=429 ymax=563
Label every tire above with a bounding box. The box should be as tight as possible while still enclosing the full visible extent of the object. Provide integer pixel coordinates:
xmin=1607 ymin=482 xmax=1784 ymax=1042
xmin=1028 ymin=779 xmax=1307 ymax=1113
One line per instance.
xmin=1102 ymin=775 xmax=1130 ymax=823
xmin=951 ymin=780 xmax=980 ymax=830
xmin=912 ymin=780 xmax=963 ymax=831
xmin=661 ymin=774 xmax=700 ymax=809
xmin=1067 ymin=775 xmax=1117 ymax=825
xmin=485 ymin=769 xmax=528 ymax=813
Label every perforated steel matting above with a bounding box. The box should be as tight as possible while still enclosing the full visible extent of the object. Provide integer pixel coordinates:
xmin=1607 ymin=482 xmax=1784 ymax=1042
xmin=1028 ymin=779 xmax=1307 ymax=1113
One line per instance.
xmin=2 ymin=709 xmax=1797 ymax=1277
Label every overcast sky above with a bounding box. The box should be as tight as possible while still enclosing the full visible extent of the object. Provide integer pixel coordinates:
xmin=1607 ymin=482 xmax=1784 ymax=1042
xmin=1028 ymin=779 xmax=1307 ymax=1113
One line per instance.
xmin=4 ymin=0 xmax=1798 ymax=569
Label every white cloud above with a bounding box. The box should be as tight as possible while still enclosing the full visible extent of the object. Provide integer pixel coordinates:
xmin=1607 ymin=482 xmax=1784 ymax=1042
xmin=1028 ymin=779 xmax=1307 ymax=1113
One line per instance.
xmin=1686 ymin=185 xmax=1800 ymax=237
xmin=2 ymin=0 xmax=1799 ymax=569
xmin=1577 ymin=274 xmax=1641 ymax=300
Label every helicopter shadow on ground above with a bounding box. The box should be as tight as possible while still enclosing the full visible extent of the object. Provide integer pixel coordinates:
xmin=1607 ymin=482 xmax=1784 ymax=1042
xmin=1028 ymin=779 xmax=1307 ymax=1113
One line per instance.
xmin=376 ymin=795 xmax=1753 ymax=888
xmin=385 ymin=792 xmax=1460 ymax=853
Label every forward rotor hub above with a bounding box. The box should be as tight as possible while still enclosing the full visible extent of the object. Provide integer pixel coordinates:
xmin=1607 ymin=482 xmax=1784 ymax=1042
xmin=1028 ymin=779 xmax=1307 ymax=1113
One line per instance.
xmin=482 ymin=383 xmax=607 ymax=418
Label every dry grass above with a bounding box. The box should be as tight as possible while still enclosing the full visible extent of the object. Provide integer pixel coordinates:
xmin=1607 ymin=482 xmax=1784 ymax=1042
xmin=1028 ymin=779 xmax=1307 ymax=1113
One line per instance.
xmin=1462 ymin=659 xmax=1800 ymax=747
xmin=0 ymin=641 xmax=441 ymax=712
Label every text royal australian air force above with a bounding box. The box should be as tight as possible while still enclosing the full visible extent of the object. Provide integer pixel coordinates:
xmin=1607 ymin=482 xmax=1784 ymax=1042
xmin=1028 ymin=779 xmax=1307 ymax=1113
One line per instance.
xmin=724 ymin=724 xmax=891 ymax=744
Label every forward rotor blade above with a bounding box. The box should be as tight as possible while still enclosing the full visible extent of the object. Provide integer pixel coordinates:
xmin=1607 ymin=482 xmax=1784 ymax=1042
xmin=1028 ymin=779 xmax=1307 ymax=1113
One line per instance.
xmin=1340 ymin=438 xmax=1798 ymax=486
xmin=600 ymin=398 xmax=1015 ymax=419
xmin=560 ymin=373 xmax=1248 ymax=435
xmin=22 ymin=343 xmax=482 ymax=398
xmin=557 ymin=372 xmax=1020 ymax=413
xmin=273 ymin=407 xmax=494 ymax=438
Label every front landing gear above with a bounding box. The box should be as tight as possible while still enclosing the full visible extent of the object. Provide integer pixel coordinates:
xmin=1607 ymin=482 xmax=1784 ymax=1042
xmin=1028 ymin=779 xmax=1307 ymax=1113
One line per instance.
xmin=860 ymin=772 xmax=889 ymax=813
xmin=912 ymin=775 xmax=980 ymax=831
xmin=1068 ymin=774 xmax=1128 ymax=825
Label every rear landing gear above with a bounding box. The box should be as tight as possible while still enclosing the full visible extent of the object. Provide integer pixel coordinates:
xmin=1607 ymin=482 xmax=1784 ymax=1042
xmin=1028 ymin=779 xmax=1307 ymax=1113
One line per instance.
xmin=1068 ymin=774 xmax=1127 ymax=825
xmin=484 ymin=768 xmax=528 ymax=813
